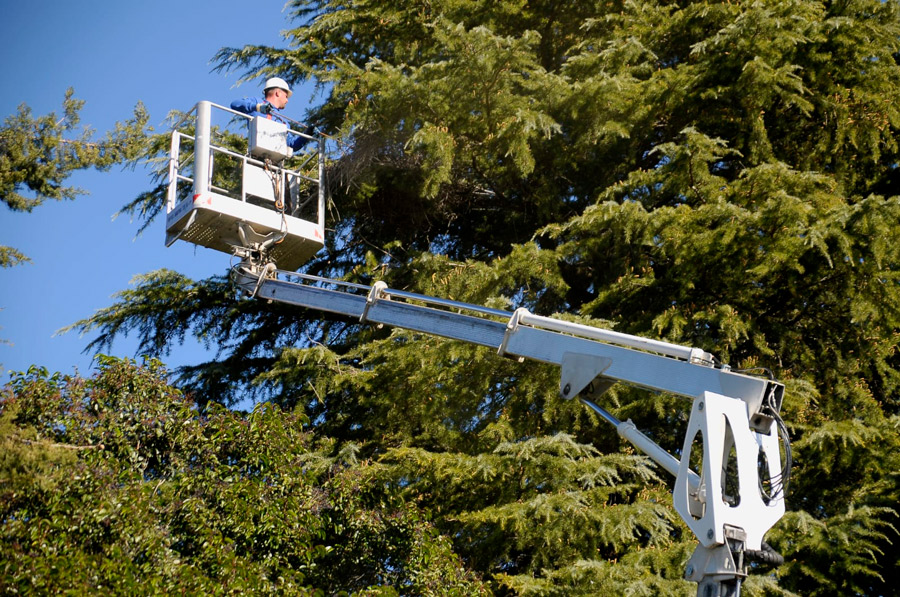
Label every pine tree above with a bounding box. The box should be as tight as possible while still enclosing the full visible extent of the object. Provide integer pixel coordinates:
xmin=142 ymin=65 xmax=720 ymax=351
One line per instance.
xmin=63 ymin=0 xmax=900 ymax=593
xmin=0 ymin=89 xmax=149 ymax=267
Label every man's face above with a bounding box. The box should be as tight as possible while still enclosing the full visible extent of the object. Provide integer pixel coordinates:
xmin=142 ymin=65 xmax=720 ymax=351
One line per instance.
xmin=268 ymin=88 xmax=289 ymax=109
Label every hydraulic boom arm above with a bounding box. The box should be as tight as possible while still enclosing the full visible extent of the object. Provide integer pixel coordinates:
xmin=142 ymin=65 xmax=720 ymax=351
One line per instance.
xmin=234 ymin=261 xmax=788 ymax=596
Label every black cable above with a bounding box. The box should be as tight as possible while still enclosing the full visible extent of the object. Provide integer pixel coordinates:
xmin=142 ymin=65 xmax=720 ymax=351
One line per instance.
xmin=746 ymin=541 xmax=785 ymax=567
xmin=758 ymin=404 xmax=792 ymax=502
xmin=730 ymin=366 xmax=776 ymax=380
xmin=773 ymin=408 xmax=792 ymax=497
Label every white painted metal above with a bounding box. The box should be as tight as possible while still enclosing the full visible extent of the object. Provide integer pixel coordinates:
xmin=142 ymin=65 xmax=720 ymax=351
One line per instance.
xmin=249 ymin=115 xmax=292 ymax=161
xmin=559 ymin=353 xmax=613 ymax=399
xmin=674 ymin=391 xmax=786 ymax=551
xmin=194 ymin=101 xmax=212 ymax=199
xmin=517 ymin=308 xmax=716 ymax=365
xmin=235 ymin=268 xmax=781 ymax=414
xmin=231 ymin=263 xmax=788 ymax=595
xmin=243 ymin=162 xmax=278 ymax=202
xmin=165 ymin=101 xmax=325 ymax=271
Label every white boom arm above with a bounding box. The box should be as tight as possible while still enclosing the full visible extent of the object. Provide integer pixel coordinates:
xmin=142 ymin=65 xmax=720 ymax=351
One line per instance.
xmin=234 ymin=262 xmax=788 ymax=596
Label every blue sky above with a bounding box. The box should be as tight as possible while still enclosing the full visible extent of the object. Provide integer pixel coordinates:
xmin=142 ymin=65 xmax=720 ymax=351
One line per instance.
xmin=1 ymin=1 xmax=317 ymax=379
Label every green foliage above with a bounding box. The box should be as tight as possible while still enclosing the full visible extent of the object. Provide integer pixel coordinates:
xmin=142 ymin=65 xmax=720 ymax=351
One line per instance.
xmin=0 ymin=358 xmax=487 ymax=595
xmin=772 ymin=506 xmax=898 ymax=596
xmin=0 ymin=88 xmax=150 ymax=265
xmin=0 ymin=390 xmax=77 ymax=493
xmin=383 ymin=436 xmax=676 ymax=571
xmin=0 ymin=88 xmax=150 ymax=212
xmin=0 ymin=246 xmax=29 ymax=269
xmin=46 ymin=0 xmax=900 ymax=593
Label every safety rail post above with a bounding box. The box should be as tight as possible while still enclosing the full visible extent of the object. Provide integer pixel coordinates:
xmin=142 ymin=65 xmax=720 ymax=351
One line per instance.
xmin=167 ymin=132 xmax=181 ymax=211
xmin=193 ymin=101 xmax=213 ymax=199
xmin=317 ymin=136 xmax=326 ymax=231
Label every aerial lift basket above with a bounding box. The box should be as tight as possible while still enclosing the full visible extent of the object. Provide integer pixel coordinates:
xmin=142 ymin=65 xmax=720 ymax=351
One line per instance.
xmin=165 ymin=101 xmax=325 ymax=271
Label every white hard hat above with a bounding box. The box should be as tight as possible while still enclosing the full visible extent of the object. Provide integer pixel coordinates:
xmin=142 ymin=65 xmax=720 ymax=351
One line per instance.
xmin=264 ymin=77 xmax=292 ymax=97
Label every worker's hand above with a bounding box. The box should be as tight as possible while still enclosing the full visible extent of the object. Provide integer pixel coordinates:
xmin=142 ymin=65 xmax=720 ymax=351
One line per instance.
xmin=257 ymin=102 xmax=273 ymax=115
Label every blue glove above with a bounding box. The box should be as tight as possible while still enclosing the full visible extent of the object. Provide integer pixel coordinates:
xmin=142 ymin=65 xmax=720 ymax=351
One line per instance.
xmin=257 ymin=102 xmax=273 ymax=115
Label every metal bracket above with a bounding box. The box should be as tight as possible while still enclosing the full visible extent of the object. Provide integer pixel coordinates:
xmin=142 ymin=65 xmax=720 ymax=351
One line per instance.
xmin=237 ymin=220 xmax=287 ymax=255
xmin=674 ymin=391 xmax=786 ymax=551
xmin=360 ymin=281 xmax=389 ymax=324
xmin=498 ymin=308 xmax=527 ymax=361
xmin=559 ymin=352 xmax=614 ymax=400
xmin=685 ymin=527 xmax=747 ymax=596
xmin=165 ymin=209 xmax=198 ymax=247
